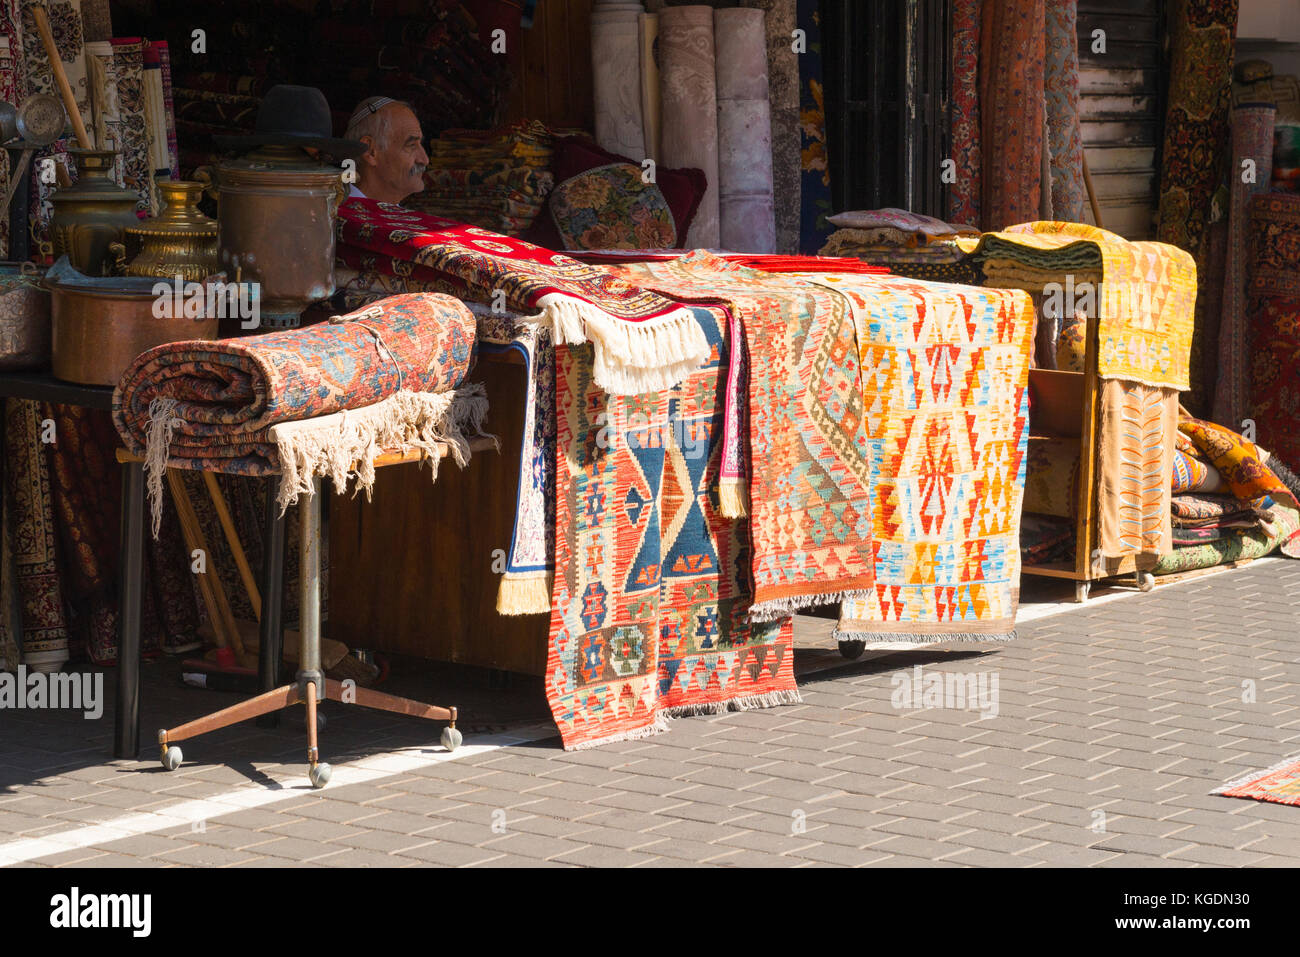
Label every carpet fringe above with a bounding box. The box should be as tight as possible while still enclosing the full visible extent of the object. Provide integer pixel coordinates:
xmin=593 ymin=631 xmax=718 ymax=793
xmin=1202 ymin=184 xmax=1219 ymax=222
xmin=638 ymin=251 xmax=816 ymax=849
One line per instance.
xmin=1212 ymin=750 xmax=1300 ymax=796
xmin=495 ymin=573 xmax=553 ymax=616
xmin=662 ymin=689 xmax=804 ymax=718
xmin=144 ymin=397 xmax=181 ymax=537
xmin=562 ymin=713 xmax=671 ymax=751
xmin=749 ymin=589 xmax=870 ymax=623
xmin=717 ymin=478 xmax=749 ymax=518
xmin=832 ymin=627 xmax=1018 ymax=645
xmin=270 ymin=383 xmax=493 ymax=512
xmin=522 ymin=294 xmax=710 ymax=395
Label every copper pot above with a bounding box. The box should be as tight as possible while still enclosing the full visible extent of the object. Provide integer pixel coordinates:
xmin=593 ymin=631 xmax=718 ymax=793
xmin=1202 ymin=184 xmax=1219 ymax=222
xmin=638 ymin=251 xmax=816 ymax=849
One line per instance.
xmin=45 ymin=262 xmax=218 ymax=386
xmin=207 ymin=147 xmax=345 ymax=330
xmin=0 ymin=262 xmax=51 ymax=371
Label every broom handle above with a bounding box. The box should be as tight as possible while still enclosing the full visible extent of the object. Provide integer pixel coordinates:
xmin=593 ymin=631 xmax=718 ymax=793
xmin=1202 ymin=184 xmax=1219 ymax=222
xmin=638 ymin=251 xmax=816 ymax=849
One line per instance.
xmin=1082 ymin=149 xmax=1104 ymax=229
xmin=202 ymin=471 xmax=262 ymax=620
xmin=32 ymin=3 xmax=92 ymax=150
xmin=167 ymin=469 xmax=244 ymax=656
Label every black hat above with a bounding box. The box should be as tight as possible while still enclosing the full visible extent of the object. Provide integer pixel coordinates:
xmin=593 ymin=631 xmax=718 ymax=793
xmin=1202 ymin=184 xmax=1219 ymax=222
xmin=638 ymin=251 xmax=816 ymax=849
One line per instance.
xmin=213 ymin=85 xmax=365 ymax=160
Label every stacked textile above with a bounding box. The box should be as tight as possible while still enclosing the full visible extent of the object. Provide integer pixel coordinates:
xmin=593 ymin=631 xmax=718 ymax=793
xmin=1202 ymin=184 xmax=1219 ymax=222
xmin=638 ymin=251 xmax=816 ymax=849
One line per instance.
xmin=113 ymin=294 xmax=487 ymax=520
xmin=1155 ymin=416 xmax=1300 ymax=572
xmin=819 ymin=208 xmax=982 ymax=284
xmin=409 ymin=121 xmax=556 ymax=235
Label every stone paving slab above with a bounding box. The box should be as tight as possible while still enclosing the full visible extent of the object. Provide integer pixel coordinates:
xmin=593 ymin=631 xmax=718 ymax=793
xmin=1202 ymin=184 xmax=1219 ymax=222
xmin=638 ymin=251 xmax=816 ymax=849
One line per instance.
xmin=1 ymin=560 xmax=1299 ymax=867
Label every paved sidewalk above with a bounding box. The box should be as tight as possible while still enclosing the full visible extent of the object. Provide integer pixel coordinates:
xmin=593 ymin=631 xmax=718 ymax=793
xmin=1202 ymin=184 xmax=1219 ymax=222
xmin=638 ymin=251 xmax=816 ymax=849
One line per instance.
xmin=1 ymin=559 xmax=1298 ymax=867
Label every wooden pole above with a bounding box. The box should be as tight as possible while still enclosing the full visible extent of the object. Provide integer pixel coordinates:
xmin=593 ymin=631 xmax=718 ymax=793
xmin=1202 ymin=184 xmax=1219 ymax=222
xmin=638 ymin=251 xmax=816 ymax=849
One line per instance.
xmin=202 ymin=472 xmax=262 ymax=619
xmin=1082 ymin=149 xmax=1104 ymax=229
xmin=32 ymin=3 xmax=92 ymax=150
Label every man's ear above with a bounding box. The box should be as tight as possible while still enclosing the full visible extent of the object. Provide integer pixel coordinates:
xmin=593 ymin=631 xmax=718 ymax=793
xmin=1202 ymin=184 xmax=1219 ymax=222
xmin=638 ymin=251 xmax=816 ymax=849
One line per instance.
xmin=359 ymin=137 xmax=380 ymax=168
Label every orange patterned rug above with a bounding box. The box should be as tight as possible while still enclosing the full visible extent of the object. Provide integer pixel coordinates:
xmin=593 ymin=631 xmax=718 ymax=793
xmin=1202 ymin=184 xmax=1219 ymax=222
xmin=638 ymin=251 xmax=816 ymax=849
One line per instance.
xmin=1216 ymin=754 xmax=1300 ymax=807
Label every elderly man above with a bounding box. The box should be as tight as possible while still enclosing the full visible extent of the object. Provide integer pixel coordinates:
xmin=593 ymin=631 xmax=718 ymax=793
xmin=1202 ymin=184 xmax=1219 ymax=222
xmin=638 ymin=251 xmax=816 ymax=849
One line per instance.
xmin=343 ymin=96 xmax=430 ymax=204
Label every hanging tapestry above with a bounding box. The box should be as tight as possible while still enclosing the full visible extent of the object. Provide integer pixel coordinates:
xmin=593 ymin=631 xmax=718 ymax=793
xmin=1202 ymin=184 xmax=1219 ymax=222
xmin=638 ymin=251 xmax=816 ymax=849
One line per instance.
xmin=1044 ymin=0 xmax=1085 ymax=222
xmin=1245 ymin=193 xmax=1300 ymax=477
xmin=804 ymin=272 xmax=1033 ymax=644
xmin=795 ymin=0 xmax=831 ymax=253
xmin=337 ymin=198 xmax=710 ymax=396
xmin=2 ymin=399 xmax=69 ymax=672
xmin=978 ymin=0 xmax=1045 ymax=230
xmin=1212 ymin=104 xmax=1275 ymax=428
xmin=546 ymin=308 xmax=798 ymax=750
xmin=949 ymin=0 xmax=981 ymax=228
xmin=108 ymin=37 xmax=152 ymax=213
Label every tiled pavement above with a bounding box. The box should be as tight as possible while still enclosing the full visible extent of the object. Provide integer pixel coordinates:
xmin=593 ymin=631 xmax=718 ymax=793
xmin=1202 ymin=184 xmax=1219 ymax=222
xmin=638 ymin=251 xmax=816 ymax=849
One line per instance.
xmin=2 ymin=558 xmax=1299 ymax=867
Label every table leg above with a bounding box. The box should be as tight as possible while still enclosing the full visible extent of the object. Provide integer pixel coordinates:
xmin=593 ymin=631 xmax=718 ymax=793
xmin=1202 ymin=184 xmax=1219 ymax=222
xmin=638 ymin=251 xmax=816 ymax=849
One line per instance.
xmin=114 ymin=460 xmax=144 ymax=759
xmin=255 ymin=477 xmax=287 ymax=729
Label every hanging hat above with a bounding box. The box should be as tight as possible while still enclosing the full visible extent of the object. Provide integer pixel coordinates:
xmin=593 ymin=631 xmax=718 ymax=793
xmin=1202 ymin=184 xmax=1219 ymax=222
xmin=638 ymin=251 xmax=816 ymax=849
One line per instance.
xmin=213 ymin=85 xmax=365 ymax=160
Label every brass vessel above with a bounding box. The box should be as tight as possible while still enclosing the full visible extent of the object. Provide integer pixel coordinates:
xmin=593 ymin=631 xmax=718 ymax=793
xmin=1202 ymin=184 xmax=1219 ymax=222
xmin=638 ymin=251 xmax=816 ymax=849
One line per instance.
xmin=109 ymin=180 xmax=219 ymax=281
xmin=50 ymin=149 xmax=141 ymax=277
xmin=207 ymin=146 xmax=346 ymax=330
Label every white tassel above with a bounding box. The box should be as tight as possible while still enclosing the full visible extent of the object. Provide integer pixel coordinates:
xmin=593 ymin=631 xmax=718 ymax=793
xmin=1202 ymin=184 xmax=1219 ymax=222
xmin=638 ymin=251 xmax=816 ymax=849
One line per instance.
xmin=144 ymin=398 xmax=180 ymax=537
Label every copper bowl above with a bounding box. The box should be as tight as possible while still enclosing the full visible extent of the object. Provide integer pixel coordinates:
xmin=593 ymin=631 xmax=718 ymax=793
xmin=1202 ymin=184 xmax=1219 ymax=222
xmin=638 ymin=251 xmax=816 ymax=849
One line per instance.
xmin=45 ymin=261 xmax=218 ymax=386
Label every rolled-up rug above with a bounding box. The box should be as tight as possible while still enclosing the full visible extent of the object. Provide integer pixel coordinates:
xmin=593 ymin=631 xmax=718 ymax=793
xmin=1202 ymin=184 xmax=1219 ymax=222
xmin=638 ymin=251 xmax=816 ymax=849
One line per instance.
xmin=113 ymin=293 xmax=487 ymax=527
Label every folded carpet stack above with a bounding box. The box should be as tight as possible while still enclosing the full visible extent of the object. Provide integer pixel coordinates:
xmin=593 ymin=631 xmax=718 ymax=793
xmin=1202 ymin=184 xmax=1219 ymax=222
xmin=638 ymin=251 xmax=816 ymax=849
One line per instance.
xmin=819 ymin=208 xmax=982 ymax=283
xmin=113 ymin=293 xmax=487 ymax=528
xmin=409 ymin=121 xmax=558 ymax=236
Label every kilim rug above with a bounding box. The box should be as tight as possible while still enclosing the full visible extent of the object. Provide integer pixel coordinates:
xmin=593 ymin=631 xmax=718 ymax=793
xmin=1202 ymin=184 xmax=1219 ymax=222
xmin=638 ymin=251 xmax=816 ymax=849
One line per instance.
xmin=1246 ymin=193 xmax=1300 ymax=477
xmin=607 ymin=252 xmax=876 ymax=620
xmin=960 ymin=222 xmax=1198 ymax=392
xmin=1215 ymin=753 xmax=1300 ymax=806
xmin=1096 ymin=380 xmax=1178 ymax=559
xmin=804 ymin=272 xmax=1034 ymax=644
xmin=547 ymin=311 xmax=798 ymax=750
xmin=338 ymin=198 xmax=710 ymax=395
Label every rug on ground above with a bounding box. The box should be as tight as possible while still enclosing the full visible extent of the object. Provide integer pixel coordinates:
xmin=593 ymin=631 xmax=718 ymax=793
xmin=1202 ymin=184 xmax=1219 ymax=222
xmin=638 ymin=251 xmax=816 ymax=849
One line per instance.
xmin=547 ymin=309 xmax=797 ymax=750
xmin=1215 ymin=753 xmax=1300 ymax=806
xmin=806 ymin=272 xmax=1033 ymax=643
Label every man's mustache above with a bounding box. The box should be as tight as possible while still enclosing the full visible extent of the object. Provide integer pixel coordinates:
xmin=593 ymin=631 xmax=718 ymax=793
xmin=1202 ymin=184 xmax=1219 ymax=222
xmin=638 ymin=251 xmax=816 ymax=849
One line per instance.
xmin=410 ymin=163 xmax=428 ymax=177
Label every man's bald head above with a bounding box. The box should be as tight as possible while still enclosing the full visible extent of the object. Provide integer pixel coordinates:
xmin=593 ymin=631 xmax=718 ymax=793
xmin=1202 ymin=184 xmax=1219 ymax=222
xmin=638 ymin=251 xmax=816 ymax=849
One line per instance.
xmin=345 ymin=98 xmax=429 ymax=204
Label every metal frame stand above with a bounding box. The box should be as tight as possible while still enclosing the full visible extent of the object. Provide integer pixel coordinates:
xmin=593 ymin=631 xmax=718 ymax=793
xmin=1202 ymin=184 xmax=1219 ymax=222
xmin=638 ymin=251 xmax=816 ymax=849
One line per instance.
xmin=154 ymin=476 xmax=462 ymax=789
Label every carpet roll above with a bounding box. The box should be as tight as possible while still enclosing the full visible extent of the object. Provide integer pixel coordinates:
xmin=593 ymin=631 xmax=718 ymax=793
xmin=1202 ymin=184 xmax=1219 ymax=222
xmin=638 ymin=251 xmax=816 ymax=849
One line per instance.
xmin=714 ymin=8 xmax=775 ymax=253
xmin=659 ymin=4 xmax=721 ymax=247
xmin=591 ymin=2 xmax=647 ymax=162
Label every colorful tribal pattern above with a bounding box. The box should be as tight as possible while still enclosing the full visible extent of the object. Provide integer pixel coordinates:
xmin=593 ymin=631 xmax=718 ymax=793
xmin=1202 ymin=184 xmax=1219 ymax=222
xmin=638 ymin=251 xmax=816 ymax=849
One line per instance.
xmin=964 ymin=222 xmax=1198 ymax=391
xmin=547 ymin=310 xmax=797 ymax=750
xmin=1216 ymin=753 xmax=1300 ymax=807
xmin=808 ymin=273 xmax=1033 ymax=643
xmin=607 ymin=252 xmax=876 ymax=620
xmin=1097 ymin=380 xmax=1177 ymax=559
xmin=113 ymin=293 xmax=477 ymax=476
xmin=337 ymin=198 xmax=710 ymax=395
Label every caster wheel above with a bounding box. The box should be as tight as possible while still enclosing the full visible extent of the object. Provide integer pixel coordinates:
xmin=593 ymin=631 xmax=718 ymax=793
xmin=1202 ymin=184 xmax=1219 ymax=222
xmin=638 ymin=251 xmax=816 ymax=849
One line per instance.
xmin=308 ymin=762 xmax=332 ymax=789
xmin=161 ymin=745 xmax=183 ymax=771
xmin=440 ymin=726 xmax=463 ymax=752
xmin=838 ymin=639 xmax=866 ymax=660
xmin=1136 ymin=571 xmax=1155 ymax=593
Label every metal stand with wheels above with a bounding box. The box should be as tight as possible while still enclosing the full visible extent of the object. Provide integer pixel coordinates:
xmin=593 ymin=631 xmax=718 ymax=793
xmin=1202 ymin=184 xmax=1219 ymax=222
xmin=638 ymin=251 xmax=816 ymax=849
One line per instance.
xmin=156 ymin=476 xmax=461 ymax=789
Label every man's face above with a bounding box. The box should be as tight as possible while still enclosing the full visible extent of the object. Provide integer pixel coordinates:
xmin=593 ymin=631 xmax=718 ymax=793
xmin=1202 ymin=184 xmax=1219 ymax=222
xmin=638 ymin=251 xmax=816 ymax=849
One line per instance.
xmin=360 ymin=105 xmax=429 ymax=203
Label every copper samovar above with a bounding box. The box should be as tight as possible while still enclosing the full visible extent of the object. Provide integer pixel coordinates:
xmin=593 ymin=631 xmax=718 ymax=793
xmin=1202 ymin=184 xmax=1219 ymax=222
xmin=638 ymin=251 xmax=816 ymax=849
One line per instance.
xmin=205 ymin=146 xmax=345 ymax=330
